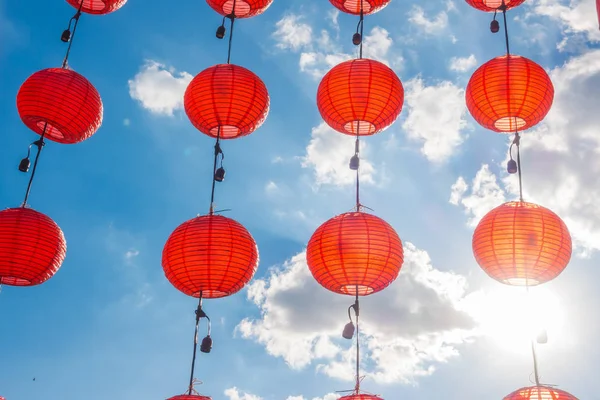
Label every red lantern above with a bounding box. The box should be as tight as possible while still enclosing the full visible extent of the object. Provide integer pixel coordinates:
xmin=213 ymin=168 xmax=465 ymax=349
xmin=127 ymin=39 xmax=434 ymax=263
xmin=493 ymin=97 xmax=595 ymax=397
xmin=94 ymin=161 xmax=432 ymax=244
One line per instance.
xmin=205 ymin=0 xmax=273 ymax=18
xmin=306 ymin=212 xmax=403 ymax=296
xmin=17 ymin=68 xmax=103 ymax=144
xmin=329 ymin=0 xmax=391 ymax=15
xmin=504 ymin=385 xmax=579 ymax=400
xmin=66 ymin=0 xmax=128 ymax=14
xmin=317 ymin=58 xmax=404 ymax=136
xmin=184 ymin=64 xmax=270 ymax=139
xmin=340 ymin=395 xmax=383 ymax=400
xmin=162 ymin=214 xmax=259 ymax=298
xmin=473 ymin=201 xmax=572 ymax=286
xmin=465 ymin=0 xmax=525 ymax=12
xmin=0 ymin=207 xmax=67 ymax=286
xmin=466 ymin=55 xmax=554 ymax=133
xmin=167 ymin=396 xmax=211 ymax=400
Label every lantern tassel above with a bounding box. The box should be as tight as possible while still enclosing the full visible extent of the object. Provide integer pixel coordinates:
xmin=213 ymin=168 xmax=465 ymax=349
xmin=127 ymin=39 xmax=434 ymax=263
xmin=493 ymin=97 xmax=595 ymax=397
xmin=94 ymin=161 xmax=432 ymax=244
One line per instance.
xmin=21 ymin=124 xmax=47 ymax=208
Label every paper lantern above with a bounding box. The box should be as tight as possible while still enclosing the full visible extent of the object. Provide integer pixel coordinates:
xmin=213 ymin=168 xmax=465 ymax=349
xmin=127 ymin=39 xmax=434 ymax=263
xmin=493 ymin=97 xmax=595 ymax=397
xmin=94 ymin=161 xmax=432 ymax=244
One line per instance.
xmin=504 ymin=385 xmax=578 ymax=400
xmin=66 ymin=0 xmax=128 ymax=14
xmin=17 ymin=68 xmax=103 ymax=144
xmin=466 ymin=55 xmax=553 ymax=133
xmin=329 ymin=0 xmax=391 ymax=15
xmin=340 ymin=395 xmax=383 ymax=400
xmin=167 ymin=396 xmax=211 ymax=400
xmin=317 ymin=58 xmax=404 ymax=136
xmin=473 ymin=201 xmax=572 ymax=286
xmin=465 ymin=0 xmax=525 ymax=12
xmin=162 ymin=214 xmax=259 ymax=298
xmin=205 ymin=0 xmax=273 ymax=18
xmin=0 ymin=207 xmax=67 ymax=286
xmin=307 ymin=212 xmax=403 ymax=296
xmin=184 ymin=64 xmax=270 ymax=139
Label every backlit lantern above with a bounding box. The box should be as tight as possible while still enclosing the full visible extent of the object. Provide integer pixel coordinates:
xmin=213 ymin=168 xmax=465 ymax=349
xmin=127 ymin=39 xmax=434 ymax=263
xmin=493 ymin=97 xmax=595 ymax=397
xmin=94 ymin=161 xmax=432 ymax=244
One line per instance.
xmin=466 ymin=55 xmax=554 ymax=133
xmin=504 ymin=385 xmax=579 ymax=400
xmin=307 ymin=212 xmax=403 ymax=296
xmin=329 ymin=0 xmax=391 ymax=15
xmin=17 ymin=68 xmax=103 ymax=144
xmin=465 ymin=0 xmax=525 ymax=12
xmin=184 ymin=64 xmax=270 ymax=139
xmin=162 ymin=214 xmax=259 ymax=298
xmin=340 ymin=395 xmax=384 ymax=400
xmin=317 ymin=58 xmax=404 ymax=136
xmin=167 ymin=396 xmax=211 ymax=400
xmin=205 ymin=0 xmax=273 ymax=18
xmin=473 ymin=201 xmax=572 ymax=286
xmin=66 ymin=0 xmax=128 ymax=14
xmin=0 ymin=207 xmax=67 ymax=286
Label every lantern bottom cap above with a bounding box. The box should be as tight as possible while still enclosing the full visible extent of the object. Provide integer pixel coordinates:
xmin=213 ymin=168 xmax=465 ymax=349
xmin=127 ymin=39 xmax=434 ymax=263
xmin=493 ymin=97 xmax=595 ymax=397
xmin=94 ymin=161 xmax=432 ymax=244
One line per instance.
xmin=190 ymin=289 xmax=229 ymax=299
xmin=0 ymin=276 xmax=33 ymax=286
xmin=342 ymin=0 xmax=373 ymax=13
xmin=210 ymin=124 xmax=241 ymax=139
xmin=343 ymin=120 xmax=376 ymax=136
xmin=340 ymin=284 xmax=374 ymax=296
xmin=221 ymin=0 xmax=251 ymax=16
xmin=494 ymin=116 xmax=526 ymax=132
xmin=503 ymin=277 xmax=542 ymax=286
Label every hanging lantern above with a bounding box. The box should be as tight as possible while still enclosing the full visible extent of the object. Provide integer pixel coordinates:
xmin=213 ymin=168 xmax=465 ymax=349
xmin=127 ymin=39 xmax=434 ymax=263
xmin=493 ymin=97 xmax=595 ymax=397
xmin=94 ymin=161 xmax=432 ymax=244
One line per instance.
xmin=465 ymin=0 xmax=525 ymax=12
xmin=0 ymin=207 xmax=67 ymax=286
xmin=473 ymin=201 xmax=572 ymax=286
xmin=504 ymin=385 xmax=579 ymax=400
xmin=162 ymin=214 xmax=259 ymax=298
xmin=340 ymin=395 xmax=383 ymax=400
xmin=466 ymin=55 xmax=554 ymax=133
xmin=167 ymin=396 xmax=211 ymax=400
xmin=205 ymin=0 xmax=273 ymax=18
xmin=184 ymin=64 xmax=270 ymax=140
xmin=329 ymin=0 xmax=391 ymax=15
xmin=17 ymin=68 xmax=103 ymax=144
xmin=307 ymin=212 xmax=403 ymax=296
xmin=317 ymin=58 xmax=404 ymax=136
xmin=66 ymin=0 xmax=128 ymax=14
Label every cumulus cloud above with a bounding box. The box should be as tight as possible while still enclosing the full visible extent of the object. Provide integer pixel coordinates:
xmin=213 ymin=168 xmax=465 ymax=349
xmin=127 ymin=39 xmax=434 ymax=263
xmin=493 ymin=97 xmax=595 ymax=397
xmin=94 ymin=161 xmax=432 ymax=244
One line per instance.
xmin=449 ymin=55 xmax=477 ymax=72
xmin=128 ymin=61 xmax=193 ymax=116
xmin=273 ymin=14 xmax=313 ymax=51
xmin=451 ymin=50 xmax=600 ymax=255
xmin=225 ymin=387 xmax=262 ymax=400
xmin=408 ymin=6 xmax=449 ymax=34
xmin=236 ymin=243 xmax=477 ymax=384
xmin=402 ymin=78 xmax=469 ymax=163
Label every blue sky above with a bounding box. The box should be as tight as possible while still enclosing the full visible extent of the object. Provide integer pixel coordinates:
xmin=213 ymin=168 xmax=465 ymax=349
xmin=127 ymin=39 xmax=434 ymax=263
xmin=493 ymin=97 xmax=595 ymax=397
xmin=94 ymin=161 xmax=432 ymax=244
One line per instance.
xmin=1 ymin=0 xmax=600 ymax=399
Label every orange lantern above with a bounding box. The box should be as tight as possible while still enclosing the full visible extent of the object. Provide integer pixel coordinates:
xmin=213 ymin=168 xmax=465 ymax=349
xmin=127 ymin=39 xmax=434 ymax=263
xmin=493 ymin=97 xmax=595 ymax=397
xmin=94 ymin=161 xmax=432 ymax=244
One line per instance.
xmin=465 ymin=0 xmax=525 ymax=12
xmin=329 ymin=0 xmax=391 ymax=15
xmin=167 ymin=396 xmax=211 ymax=400
xmin=0 ymin=207 xmax=67 ymax=286
xmin=504 ymin=385 xmax=578 ymax=400
xmin=340 ymin=395 xmax=383 ymax=400
xmin=184 ymin=64 xmax=270 ymax=140
xmin=466 ymin=55 xmax=554 ymax=133
xmin=317 ymin=58 xmax=404 ymax=136
xmin=307 ymin=212 xmax=403 ymax=296
xmin=473 ymin=201 xmax=572 ymax=286
xmin=66 ymin=0 xmax=128 ymax=14
xmin=17 ymin=68 xmax=103 ymax=144
xmin=162 ymin=214 xmax=259 ymax=298
xmin=205 ymin=0 xmax=273 ymax=18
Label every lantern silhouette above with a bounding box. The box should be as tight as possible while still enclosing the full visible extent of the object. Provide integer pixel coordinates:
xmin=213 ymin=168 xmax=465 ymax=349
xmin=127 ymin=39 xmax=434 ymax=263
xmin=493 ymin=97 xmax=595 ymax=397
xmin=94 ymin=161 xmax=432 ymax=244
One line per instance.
xmin=307 ymin=211 xmax=404 ymax=296
xmin=205 ymin=0 xmax=273 ymax=18
xmin=162 ymin=214 xmax=259 ymax=298
xmin=0 ymin=207 xmax=67 ymax=286
xmin=66 ymin=0 xmax=128 ymax=14
xmin=504 ymin=385 xmax=579 ymax=400
xmin=17 ymin=68 xmax=103 ymax=144
xmin=473 ymin=201 xmax=572 ymax=286
xmin=167 ymin=395 xmax=211 ymax=400
xmin=465 ymin=0 xmax=526 ymax=12
xmin=466 ymin=55 xmax=554 ymax=133
xmin=184 ymin=64 xmax=270 ymax=140
xmin=317 ymin=58 xmax=404 ymax=136
xmin=329 ymin=0 xmax=391 ymax=15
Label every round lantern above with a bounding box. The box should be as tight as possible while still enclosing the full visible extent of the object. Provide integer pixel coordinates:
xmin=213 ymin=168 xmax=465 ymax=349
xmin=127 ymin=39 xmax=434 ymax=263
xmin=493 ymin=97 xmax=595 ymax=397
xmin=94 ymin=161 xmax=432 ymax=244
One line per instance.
xmin=340 ymin=395 xmax=383 ymax=400
xmin=66 ymin=0 xmax=128 ymax=14
xmin=0 ymin=207 xmax=67 ymax=286
xmin=205 ymin=0 xmax=273 ymax=18
xmin=162 ymin=214 xmax=259 ymax=298
xmin=17 ymin=68 xmax=103 ymax=144
xmin=504 ymin=385 xmax=579 ymax=400
xmin=317 ymin=58 xmax=404 ymax=136
xmin=307 ymin=212 xmax=403 ymax=296
xmin=184 ymin=64 xmax=270 ymax=139
xmin=466 ymin=55 xmax=554 ymax=133
xmin=465 ymin=0 xmax=525 ymax=12
xmin=167 ymin=396 xmax=211 ymax=400
xmin=473 ymin=201 xmax=572 ymax=286
xmin=329 ymin=0 xmax=391 ymax=15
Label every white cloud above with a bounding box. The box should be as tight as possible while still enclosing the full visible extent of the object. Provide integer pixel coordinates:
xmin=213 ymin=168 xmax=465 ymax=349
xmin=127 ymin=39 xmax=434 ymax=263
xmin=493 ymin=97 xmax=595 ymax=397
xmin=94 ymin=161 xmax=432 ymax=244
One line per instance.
xmin=128 ymin=61 xmax=193 ymax=116
xmin=273 ymin=14 xmax=313 ymax=51
xmin=236 ymin=243 xmax=477 ymax=384
xmin=224 ymin=387 xmax=262 ymax=400
xmin=402 ymin=78 xmax=468 ymax=163
xmin=302 ymin=122 xmax=376 ymax=187
xmin=448 ymin=54 xmax=477 ymax=72
xmin=287 ymin=394 xmax=340 ymax=400
xmin=408 ymin=6 xmax=449 ymax=34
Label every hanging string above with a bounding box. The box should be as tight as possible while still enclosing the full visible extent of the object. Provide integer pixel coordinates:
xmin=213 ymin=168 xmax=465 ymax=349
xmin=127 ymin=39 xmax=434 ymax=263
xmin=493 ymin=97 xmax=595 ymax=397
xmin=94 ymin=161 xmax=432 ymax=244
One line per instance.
xmin=354 ymin=288 xmax=361 ymax=393
xmin=188 ymin=293 xmax=203 ymax=395
xmin=515 ymin=132 xmax=523 ymax=202
xmin=355 ymin=136 xmax=361 ymax=211
xmin=226 ymin=0 xmax=237 ymax=64
xmin=62 ymin=2 xmax=84 ymax=68
xmin=525 ymin=284 xmax=541 ymax=386
xmin=22 ymin=124 xmax=47 ymax=207
xmin=501 ymin=0 xmax=511 ymax=56
xmin=209 ymin=128 xmax=223 ymax=214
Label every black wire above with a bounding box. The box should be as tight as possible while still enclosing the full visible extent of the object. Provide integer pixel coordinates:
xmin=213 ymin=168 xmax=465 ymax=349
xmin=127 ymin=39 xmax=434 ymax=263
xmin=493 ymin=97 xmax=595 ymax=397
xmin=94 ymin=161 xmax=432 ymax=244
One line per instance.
xmin=209 ymin=129 xmax=222 ymax=214
xmin=188 ymin=293 xmax=203 ymax=395
xmin=62 ymin=2 xmax=84 ymax=68
xmin=501 ymin=2 xmax=510 ymax=55
xmin=354 ymin=289 xmax=360 ymax=393
xmin=22 ymin=124 xmax=47 ymax=207
xmin=226 ymin=0 xmax=237 ymax=64
xmin=359 ymin=6 xmax=364 ymax=59
xmin=515 ymin=132 xmax=523 ymax=202
xmin=355 ymin=137 xmax=360 ymax=211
